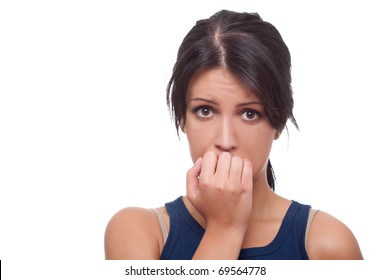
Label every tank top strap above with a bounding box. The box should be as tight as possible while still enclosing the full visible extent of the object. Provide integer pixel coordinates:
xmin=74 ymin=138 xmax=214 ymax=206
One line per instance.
xmin=305 ymin=208 xmax=320 ymax=250
xmin=149 ymin=208 xmax=168 ymax=244
xmin=160 ymin=197 xmax=181 ymax=259
xmin=293 ymin=200 xmax=312 ymax=259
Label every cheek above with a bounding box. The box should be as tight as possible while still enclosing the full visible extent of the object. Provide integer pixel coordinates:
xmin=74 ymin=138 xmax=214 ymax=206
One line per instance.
xmin=241 ymin=129 xmax=275 ymax=175
xmin=250 ymin=144 xmax=272 ymax=177
xmin=185 ymin=123 xmax=213 ymax=162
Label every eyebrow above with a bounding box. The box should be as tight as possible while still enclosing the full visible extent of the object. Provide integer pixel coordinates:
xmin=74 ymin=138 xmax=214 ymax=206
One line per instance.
xmin=187 ymin=97 xmax=218 ymax=105
xmin=236 ymin=101 xmax=263 ymax=108
xmin=188 ymin=97 xmax=262 ymax=107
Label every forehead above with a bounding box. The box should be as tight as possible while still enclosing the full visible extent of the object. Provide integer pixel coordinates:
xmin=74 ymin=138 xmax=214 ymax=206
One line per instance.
xmin=187 ymin=68 xmax=259 ymax=102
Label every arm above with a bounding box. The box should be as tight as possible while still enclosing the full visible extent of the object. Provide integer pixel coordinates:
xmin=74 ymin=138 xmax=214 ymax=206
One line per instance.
xmin=192 ymin=223 xmax=247 ymax=259
xmin=306 ymin=211 xmax=363 ymax=260
xmin=186 ymin=152 xmax=253 ymax=259
xmin=104 ymin=207 xmax=162 ymax=260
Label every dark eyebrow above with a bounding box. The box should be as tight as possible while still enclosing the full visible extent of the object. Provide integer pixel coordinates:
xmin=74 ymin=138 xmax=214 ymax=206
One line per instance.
xmin=187 ymin=97 xmax=218 ymax=105
xmin=236 ymin=101 xmax=263 ymax=108
xmin=188 ymin=98 xmax=262 ymax=108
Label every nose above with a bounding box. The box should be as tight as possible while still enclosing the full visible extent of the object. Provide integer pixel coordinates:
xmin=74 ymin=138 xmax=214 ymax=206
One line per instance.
xmin=214 ymin=117 xmax=238 ymax=153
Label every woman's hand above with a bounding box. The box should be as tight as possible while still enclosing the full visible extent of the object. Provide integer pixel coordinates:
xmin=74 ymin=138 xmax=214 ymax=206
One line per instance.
xmin=186 ymin=151 xmax=253 ymax=230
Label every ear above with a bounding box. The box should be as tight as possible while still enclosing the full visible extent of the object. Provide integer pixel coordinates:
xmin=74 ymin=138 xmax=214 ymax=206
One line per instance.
xmin=274 ymin=130 xmax=282 ymax=140
xmin=179 ymin=119 xmax=185 ymax=133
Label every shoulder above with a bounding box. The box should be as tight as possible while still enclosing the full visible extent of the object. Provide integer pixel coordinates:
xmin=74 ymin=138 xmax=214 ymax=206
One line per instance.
xmin=306 ymin=210 xmax=363 ymax=259
xmin=104 ymin=207 xmax=165 ymax=260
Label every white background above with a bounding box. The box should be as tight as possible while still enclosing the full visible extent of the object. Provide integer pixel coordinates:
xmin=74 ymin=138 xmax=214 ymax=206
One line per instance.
xmin=1 ymin=0 xmax=389 ymax=278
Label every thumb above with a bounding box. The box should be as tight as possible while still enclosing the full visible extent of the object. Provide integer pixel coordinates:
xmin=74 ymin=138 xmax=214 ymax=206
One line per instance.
xmin=186 ymin=157 xmax=202 ymax=199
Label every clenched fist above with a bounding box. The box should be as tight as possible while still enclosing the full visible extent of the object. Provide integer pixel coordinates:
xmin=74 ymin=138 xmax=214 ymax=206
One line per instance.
xmin=186 ymin=151 xmax=253 ymax=230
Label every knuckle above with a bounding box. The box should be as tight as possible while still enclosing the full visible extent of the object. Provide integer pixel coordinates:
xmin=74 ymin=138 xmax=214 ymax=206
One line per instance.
xmin=205 ymin=150 xmax=218 ymax=160
xmin=232 ymin=155 xmax=243 ymax=164
xmin=218 ymin=153 xmax=231 ymax=168
xmin=244 ymin=159 xmax=253 ymax=168
xmin=220 ymin=151 xmax=231 ymax=160
xmin=199 ymin=176 xmax=215 ymax=189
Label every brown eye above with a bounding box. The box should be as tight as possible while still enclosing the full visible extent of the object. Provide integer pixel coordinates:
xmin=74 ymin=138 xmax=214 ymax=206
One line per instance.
xmin=194 ymin=106 xmax=215 ymax=119
xmin=241 ymin=110 xmax=260 ymax=121
xmin=200 ymin=107 xmax=211 ymax=116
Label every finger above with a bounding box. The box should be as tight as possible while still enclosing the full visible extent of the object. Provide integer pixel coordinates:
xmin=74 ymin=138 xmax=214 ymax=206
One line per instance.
xmin=199 ymin=151 xmax=218 ymax=179
xmin=186 ymin=157 xmax=203 ymax=199
xmin=241 ymin=159 xmax=253 ymax=191
xmin=229 ymin=156 xmax=244 ymax=186
xmin=215 ymin=152 xmax=232 ymax=180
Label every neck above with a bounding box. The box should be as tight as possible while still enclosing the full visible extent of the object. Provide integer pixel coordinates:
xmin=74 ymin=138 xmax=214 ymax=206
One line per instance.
xmin=250 ymin=173 xmax=291 ymax=220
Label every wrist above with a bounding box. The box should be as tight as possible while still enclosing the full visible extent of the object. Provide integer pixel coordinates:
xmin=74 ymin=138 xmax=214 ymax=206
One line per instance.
xmin=205 ymin=221 xmax=247 ymax=241
xmin=192 ymin=223 xmax=247 ymax=260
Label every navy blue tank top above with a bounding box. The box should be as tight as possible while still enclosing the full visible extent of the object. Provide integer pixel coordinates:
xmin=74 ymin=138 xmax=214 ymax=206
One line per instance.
xmin=160 ymin=197 xmax=311 ymax=260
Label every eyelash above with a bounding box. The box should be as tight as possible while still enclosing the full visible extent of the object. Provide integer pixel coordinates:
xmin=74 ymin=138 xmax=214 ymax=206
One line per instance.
xmin=192 ymin=106 xmax=215 ymax=119
xmin=191 ymin=106 xmax=263 ymax=122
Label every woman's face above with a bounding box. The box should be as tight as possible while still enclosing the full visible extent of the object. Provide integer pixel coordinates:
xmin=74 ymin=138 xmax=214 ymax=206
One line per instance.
xmin=182 ymin=68 xmax=279 ymax=181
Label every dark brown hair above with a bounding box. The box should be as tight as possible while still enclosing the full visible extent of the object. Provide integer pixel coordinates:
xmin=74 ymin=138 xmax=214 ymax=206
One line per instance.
xmin=166 ymin=10 xmax=298 ymax=190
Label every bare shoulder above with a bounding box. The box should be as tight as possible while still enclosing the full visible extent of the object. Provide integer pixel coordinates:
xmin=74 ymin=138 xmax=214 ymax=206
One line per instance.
xmin=306 ymin=210 xmax=363 ymax=260
xmin=104 ymin=207 xmax=164 ymax=260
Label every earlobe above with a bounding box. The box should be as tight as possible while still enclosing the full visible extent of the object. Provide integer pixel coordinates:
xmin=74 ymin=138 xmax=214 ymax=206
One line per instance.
xmin=274 ymin=130 xmax=282 ymax=140
xmin=179 ymin=120 xmax=185 ymax=133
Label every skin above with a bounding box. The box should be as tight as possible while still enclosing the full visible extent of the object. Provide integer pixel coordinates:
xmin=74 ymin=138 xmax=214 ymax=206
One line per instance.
xmin=105 ymin=68 xmax=363 ymax=260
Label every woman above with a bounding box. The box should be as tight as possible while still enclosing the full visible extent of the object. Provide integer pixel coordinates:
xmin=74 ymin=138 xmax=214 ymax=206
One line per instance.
xmin=104 ymin=10 xmax=363 ymax=260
